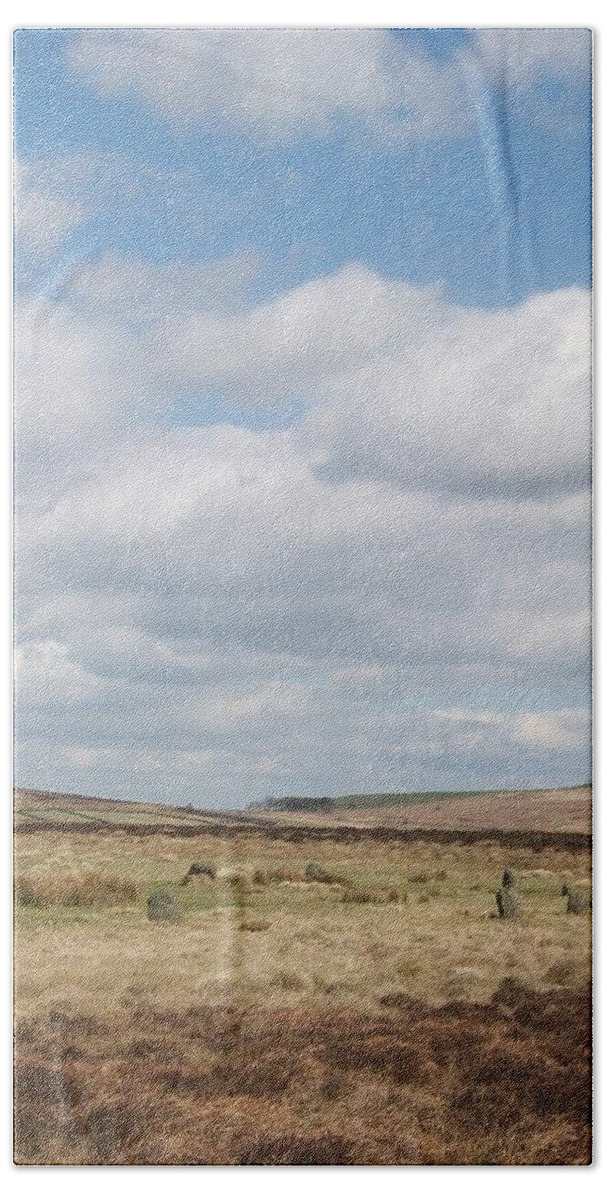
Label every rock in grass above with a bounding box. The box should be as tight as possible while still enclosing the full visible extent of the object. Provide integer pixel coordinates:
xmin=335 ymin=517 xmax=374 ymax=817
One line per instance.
xmin=186 ymin=862 xmax=216 ymax=879
xmin=495 ymin=888 xmax=522 ymax=918
xmin=305 ymin=862 xmax=332 ymax=883
xmin=561 ymin=884 xmax=591 ymax=914
xmin=147 ymin=891 xmax=183 ymax=922
xmin=495 ymin=868 xmax=522 ymax=919
xmin=180 ymin=861 xmax=216 ymax=885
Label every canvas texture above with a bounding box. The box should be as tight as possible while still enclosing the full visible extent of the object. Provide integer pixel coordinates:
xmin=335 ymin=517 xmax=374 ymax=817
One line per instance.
xmin=13 ymin=27 xmax=592 ymax=1166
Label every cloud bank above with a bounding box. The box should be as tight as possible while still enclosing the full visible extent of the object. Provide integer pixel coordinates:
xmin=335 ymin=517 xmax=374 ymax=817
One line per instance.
xmin=67 ymin=28 xmax=591 ymax=143
xmin=14 ymin=251 xmax=591 ymax=804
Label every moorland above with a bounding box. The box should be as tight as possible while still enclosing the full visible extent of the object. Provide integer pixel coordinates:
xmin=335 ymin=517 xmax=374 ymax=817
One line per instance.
xmin=14 ymin=785 xmax=592 ymax=1165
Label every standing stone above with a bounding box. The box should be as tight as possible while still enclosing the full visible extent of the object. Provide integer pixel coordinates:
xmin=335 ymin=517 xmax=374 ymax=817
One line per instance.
xmin=495 ymin=887 xmax=522 ymax=918
xmin=561 ymin=884 xmax=591 ymax=914
xmin=495 ymin=868 xmax=522 ymax=919
xmin=501 ymin=868 xmax=518 ymax=889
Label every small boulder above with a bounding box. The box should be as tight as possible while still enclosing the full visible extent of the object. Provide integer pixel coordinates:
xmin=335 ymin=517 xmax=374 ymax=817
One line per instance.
xmin=186 ymin=862 xmax=215 ymax=879
xmin=147 ymin=891 xmax=183 ymax=922
xmin=561 ymin=884 xmax=591 ymax=914
xmin=305 ymin=862 xmax=332 ymax=883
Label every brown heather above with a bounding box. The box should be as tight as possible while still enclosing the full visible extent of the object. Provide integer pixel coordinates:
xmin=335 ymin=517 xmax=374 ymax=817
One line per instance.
xmin=14 ymin=981 xmax=591 ymax=1165
xmin=14 ymin=811 xmax=592 ymax=1164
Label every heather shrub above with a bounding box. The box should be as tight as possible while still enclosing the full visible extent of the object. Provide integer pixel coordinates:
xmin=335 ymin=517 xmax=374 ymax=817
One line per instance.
xmin=341 ymin=886 xmax=374 ymax=904
xmin=14 ymin=874 xmax=138 ymax=908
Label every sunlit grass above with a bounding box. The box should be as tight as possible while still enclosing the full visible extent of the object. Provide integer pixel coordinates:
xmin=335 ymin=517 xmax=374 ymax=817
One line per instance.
xmin=14 ymin=826 xmax=591 ymax=1020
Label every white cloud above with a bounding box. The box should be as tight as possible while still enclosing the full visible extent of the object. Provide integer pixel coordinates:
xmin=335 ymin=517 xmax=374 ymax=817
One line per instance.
xmin=435 ymin=704 xmax=589 ymax=752
xmin=66 ymin=29 xmax=399 ymax=140
xmin=159 ymin=265 xmax=591 ymax=497
xmin=473 ymin=28 xmax=591 ymax=84
xmin=14 ymin=639 xmax=105 ymax=705
xmin=510 ymin=708 xmax=589 ymax=751
xmin=66 ymin=28 xmax=590 ymax=144
xmin=13 ymin=251 xmax=592 ymax=804
xmin=14 ymin=162 xmax=86 ymax=253
xmin=301 ymin=283 xmax=591 ymax=496
xmin=159 ymin=264 xmax=441 ymax=392
xmin=17 ymin=254 xmax=590 ymax=507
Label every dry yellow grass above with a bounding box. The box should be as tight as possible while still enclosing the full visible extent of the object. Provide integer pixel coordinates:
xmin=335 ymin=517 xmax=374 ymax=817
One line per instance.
xmin=14 ymin=827 xmax=591 ymax=1020
xmin=13 ymin=823 xmax=592 ymax=1165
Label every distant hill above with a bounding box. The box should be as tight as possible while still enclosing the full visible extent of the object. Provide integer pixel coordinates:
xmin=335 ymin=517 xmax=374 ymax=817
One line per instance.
xmin=13 ymin=787 xmax=215 ymax=833
xmin=258 ymin=786 xmax=592 ymax=835
xmin=261 ymin=789 xmax=497 ymax=813
xmin=14 ymin=782 xmax=591 ymax=838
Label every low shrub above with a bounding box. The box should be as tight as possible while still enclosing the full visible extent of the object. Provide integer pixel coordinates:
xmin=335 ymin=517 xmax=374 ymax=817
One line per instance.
xmin=544 ymin=959 xmax=582 ymax=987
xmin=14 ymin=874 xmax=138 ymax=908
xmin=271 ymin=970 xmax=305 ymax=991
xmin=252 ymin=866 xmax=300 ymax=886
xmin=341 ymin=886 xmax=374 ymax=904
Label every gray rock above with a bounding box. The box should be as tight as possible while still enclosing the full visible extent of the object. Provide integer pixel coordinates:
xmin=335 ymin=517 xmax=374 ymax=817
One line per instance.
xmin=495 ymin=887 xmax=522 ymax=919
xmin=305 ymin=862 xmax=332 ymax=883
xmin=186 ymin=862 xmax=215 ymax=879
xmin=181 ymin=861 xmax=216 ymax=885
xmin=501 ymin=868 xmax=518 ymax=889
xmin=147 ymin=891 xmax=183 ymax=922
xmin=561 ymin=884 xmax=591 ymax=914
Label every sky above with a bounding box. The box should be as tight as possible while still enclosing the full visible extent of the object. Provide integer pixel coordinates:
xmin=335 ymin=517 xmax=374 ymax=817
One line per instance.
xmin=13 ymin=27 xmax=592 ymax=807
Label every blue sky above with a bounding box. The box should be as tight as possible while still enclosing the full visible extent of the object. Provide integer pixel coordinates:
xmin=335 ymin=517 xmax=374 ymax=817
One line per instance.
xmin=15 ymin=28 xmax=591 ymax=308
xmin=13 ymin=29 xmax=592 ymax=806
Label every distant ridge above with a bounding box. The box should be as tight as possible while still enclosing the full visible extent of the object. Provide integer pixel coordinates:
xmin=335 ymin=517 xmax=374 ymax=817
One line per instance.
xmin=258 ymin=784 xmax=591 ymax=815
xmin=14 ymin=783 xmax=591 ymax=841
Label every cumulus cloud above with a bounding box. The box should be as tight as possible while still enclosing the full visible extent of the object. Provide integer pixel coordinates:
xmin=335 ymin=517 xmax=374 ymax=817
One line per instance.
xmin=303 ymin=285 xmax=591 ymax=497
xmin=14 ymin=162 xmax=86 ymax=253
xmin=159 ymin=265 xmax=440 ymax=392
xmin=15 ymin=251 xmax=590 ymax=505
xmin=66 ymin=29 xmax=434 ymax=141
xmin=473 ymin=28 xmax=591 ymax=84
xmin=66 ymin=28 xmax=591 ymax=144
xmin=13 ymin=251 xmax=592 ymax=804
xmin=159 ymin=264 xmax=591 ymax=497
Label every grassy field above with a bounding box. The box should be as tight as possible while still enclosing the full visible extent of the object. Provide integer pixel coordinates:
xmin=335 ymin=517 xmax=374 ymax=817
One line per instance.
xmin=14 ymin=791 xmax=592 ymax=1164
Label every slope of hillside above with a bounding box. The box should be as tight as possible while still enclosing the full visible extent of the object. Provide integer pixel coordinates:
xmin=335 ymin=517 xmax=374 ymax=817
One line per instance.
xmin=13 ymin=788 xmax=214 ymax=832
xmin=260 ymin=786 xmax=591 ymax=834
xmin=14 ymin=783 xmax=592 ymax=839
